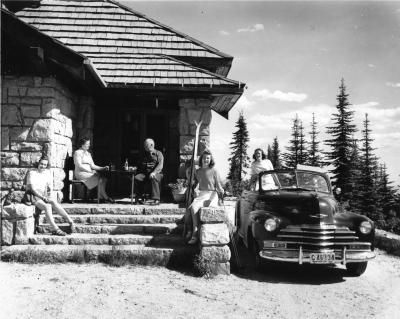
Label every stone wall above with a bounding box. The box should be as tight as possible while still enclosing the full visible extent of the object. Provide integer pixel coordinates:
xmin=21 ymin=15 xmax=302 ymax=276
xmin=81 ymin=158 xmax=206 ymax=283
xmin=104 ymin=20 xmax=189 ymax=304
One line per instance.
xmin=1 ymin=75 xmax=94 ymax=203
xmin=1 ymin=203 xmax=35 ymax=245
xmin=199 ymin=207 xmax=231 ymax=275
xmin=178 ymin=98 xmax=212 ymax=175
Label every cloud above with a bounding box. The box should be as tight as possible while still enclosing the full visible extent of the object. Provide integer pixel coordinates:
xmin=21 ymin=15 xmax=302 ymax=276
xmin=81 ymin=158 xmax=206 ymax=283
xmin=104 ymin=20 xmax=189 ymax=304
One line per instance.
xmin=253 ymin=89 xmax=308 ymax=103
xmin=234 ymin=95 xmax=255 ymax=110
xmin=386 ymin=82 xmax=400 ymax=88
xmin=237 ymin=23 xmax=264 ymax=33
xmin=368 ymin=64 xmax=375 ymax=68
xmin=219 ymin=30 xmax=230 ymax=36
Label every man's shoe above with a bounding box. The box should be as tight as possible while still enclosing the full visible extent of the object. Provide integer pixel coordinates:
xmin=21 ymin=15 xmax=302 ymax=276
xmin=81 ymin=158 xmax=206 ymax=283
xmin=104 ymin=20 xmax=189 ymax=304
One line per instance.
xmin=145 ymin=199 xmax=160 ymax=206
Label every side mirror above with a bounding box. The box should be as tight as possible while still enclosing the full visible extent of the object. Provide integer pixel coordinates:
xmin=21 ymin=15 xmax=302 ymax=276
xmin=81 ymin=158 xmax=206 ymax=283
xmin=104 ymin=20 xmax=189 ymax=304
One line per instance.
xmin=335 ymin=187 xmax=341 ymax=195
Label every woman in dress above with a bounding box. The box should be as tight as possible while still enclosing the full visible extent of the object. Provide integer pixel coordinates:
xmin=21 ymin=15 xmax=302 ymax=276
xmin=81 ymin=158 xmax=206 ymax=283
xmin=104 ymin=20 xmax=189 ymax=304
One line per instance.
xmin=73 ymin=137 xmax=114 ymax=203
xmin=250 ymin=148 xmax=274 ymax=190
xmin=187 ymin=150 xmax=224 ymax=245
xmin=24 ymin=155 xmax=75 ymax=236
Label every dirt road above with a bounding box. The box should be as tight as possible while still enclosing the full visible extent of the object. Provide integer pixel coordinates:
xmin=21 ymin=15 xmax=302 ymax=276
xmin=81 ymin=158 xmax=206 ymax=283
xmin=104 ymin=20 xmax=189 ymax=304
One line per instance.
xmin=0 ymin=249 xmax=399 ymax=319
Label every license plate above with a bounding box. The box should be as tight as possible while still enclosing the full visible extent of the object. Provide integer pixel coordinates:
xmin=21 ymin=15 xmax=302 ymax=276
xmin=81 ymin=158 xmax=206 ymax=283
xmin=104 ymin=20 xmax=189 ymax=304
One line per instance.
xmin=310 ymin=252 xmax=335 ymax=264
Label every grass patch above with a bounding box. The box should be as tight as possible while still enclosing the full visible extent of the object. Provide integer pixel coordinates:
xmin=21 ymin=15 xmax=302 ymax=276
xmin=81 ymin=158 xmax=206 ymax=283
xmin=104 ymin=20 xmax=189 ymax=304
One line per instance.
xmin=193 ymin=254 xmax=215 ymax=279
xmin=1 ymin=248 xmax=68 ymax=264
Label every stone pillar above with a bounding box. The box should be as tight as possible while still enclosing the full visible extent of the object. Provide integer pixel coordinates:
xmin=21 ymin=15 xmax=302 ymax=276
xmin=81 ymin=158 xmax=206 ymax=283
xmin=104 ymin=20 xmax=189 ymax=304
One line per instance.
xmin=199 ymin=207 xmax=231 ymax=275
xmin=1 ymin=203 xmax=35 ymax=245
xmin=178 ymin=98 xmax=212 ymax=174
xmin=0 ymin=75 xmax=88 ymax=202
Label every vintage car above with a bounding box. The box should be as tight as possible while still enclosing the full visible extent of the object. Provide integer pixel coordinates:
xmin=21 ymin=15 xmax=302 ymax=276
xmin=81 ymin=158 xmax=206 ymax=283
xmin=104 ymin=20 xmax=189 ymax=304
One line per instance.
xmin=236 ymin=166 xmax=375 ymax=276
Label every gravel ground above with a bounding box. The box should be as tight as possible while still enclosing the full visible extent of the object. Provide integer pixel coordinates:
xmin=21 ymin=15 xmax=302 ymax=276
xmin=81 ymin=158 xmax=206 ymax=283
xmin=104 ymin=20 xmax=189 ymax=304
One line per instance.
xmin=1 ymin=249 xmax=399 ymax=319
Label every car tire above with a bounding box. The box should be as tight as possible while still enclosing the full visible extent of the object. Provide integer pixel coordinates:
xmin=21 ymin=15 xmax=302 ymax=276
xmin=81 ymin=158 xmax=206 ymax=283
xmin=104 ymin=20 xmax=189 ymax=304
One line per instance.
xmin=346 ymin=262 xmax=368 ymax=276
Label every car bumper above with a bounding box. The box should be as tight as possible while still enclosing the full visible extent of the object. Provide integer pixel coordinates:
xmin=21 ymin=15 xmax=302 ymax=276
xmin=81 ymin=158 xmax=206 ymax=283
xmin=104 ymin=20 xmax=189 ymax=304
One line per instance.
xmin=259 ymin=246 xmax=375 ymax=265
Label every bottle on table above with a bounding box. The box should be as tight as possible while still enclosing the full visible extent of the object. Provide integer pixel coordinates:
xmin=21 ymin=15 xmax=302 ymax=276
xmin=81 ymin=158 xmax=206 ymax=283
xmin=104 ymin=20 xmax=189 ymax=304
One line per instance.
xmin=124 ymin=158 xmax=129 ymax=171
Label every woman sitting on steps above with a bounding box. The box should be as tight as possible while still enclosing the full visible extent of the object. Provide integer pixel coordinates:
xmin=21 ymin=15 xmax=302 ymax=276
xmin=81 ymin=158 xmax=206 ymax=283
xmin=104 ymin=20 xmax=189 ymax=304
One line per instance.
xmin=23 ymin=155 xmax=75 ymax=236
xmin=186 ymin=150 xmax=224 ymax=245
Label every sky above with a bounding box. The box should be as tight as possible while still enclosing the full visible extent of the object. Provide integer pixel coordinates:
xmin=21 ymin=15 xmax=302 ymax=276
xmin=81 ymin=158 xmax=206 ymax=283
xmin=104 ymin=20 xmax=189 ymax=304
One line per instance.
xmin=123 ymin=0 xmax=400 ymax=185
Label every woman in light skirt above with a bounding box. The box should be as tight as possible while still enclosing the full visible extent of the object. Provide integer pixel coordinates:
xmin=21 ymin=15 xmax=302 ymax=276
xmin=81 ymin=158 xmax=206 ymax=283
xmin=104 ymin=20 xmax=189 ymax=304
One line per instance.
xmin=186 ymin=150 xmax=224 ymax=245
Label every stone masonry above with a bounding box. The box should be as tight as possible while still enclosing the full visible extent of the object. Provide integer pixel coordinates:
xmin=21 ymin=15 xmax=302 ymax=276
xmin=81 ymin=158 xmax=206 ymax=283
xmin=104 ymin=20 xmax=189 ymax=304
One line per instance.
xmin=1 ymin=203 xmax=35 ymax=245
xmin=1 ymin=75 xmax=94 ymax=203
xmin=199 ymin=207 xmax=231 ymax=275
xmin=178 ymin=98 xmax=212 ymax=169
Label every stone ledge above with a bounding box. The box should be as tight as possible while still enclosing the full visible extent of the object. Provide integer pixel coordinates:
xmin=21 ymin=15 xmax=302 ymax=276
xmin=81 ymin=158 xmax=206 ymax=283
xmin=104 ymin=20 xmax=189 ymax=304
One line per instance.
xmin=199 ymin=207 xmax=226 ymax=223
xmin=375 ymin=229 xmax=400 ymax=257
xmin=200 ymin=245 xmax=231 ymax=263
xmin=200 ymin=223 xmax=229 ymax=245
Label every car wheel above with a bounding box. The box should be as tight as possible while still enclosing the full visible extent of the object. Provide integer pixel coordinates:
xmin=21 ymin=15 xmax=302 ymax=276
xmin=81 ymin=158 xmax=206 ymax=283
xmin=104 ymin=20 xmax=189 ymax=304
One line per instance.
xmin=346 ymin=262 xmax=368 ymax=276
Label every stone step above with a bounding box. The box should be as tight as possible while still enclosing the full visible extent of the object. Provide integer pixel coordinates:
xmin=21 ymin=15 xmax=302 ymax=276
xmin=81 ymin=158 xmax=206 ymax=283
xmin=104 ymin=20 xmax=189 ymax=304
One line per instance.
xmin=42 ymin=214 xmax=184 ymax=225
xmin=28 ymin=233 xmax=185 ymax=246
xmin=0 ymin=244 xmax=197 ymax=267
xmin=62 ymin=203 xmax=186 ymax=216
xmin=37 ymin=223 xmax=183 ymax=235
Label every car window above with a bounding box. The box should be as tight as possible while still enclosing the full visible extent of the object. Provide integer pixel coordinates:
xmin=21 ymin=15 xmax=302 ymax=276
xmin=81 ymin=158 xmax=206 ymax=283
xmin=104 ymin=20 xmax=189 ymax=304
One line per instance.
xmin=260 ymin=171 xmax=330 ymax=193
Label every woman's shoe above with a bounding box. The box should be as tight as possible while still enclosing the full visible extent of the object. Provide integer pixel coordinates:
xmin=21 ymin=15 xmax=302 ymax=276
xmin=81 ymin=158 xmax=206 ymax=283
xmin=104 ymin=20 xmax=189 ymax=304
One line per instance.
xmin=188 ymin=231 xmax=199 ymax=245
xmin=185 ymin=231 xmax=193 ymax=240
xmin=51 ymin=228 xmax=67 ymax=236
xmin=69 ymin=223 xmax=76 ymax=234
xmin=188 ymin=236 xmax=198 ymax=245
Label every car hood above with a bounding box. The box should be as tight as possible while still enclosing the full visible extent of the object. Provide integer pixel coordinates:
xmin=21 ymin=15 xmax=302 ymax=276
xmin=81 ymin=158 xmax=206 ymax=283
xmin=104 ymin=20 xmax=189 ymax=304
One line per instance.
xmin=258 ymin=191 xmax=339 ymax=224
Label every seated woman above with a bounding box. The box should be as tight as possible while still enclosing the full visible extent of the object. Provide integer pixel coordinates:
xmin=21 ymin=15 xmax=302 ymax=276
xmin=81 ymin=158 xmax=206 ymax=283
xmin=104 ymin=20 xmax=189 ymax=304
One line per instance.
xmin=186 ymin=150 xmax=224 ymax=245
xmin=24 ymin=155 xmax=75 ymax=236
xmin=250 ymin=148 xmax=274 ymax=190
xmin=73 ymin=137 xmax=114 ymax=203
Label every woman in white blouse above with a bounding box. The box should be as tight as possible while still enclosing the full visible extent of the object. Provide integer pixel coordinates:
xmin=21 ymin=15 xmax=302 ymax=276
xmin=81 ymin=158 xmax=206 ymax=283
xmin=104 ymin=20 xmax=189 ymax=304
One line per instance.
xmin=24 ymin=155 xmax=75 ymax=236
xmin=250 ymin=148 xmax=274 ymax=190
xmin=73 ymin=137 xmax=113 ymax=203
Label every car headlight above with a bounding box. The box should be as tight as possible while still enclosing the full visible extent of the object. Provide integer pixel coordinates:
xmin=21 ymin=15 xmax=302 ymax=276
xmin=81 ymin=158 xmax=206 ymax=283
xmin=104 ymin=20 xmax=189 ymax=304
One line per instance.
xmin=359 ymin=221 xmax=373 ymax=234
xmin=264 ymin=218 xmax=277 ymax=232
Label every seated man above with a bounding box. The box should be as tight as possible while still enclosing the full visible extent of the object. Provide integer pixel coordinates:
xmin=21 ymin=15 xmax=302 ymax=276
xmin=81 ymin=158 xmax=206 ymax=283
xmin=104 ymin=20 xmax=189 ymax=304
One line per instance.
xmin=134 ymin=138 xmax=163 ymax=205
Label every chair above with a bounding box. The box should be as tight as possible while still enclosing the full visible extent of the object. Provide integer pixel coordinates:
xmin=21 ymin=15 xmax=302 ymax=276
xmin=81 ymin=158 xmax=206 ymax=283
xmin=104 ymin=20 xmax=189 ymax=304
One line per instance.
xmin=66 ymin=157 xmax=100 ymax=203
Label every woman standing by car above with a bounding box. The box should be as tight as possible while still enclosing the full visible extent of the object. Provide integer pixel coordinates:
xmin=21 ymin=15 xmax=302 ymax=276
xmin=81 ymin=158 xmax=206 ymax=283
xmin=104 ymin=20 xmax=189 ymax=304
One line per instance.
xmin=250 ymin=148 xmax=274 ymax=190
xmin=186 ymin=150 xmax=224 ymax=245
xmin=23 ymin=155 xmax=75 ymax=236
xmin=73 ymin=137 xmax=114 ymax=203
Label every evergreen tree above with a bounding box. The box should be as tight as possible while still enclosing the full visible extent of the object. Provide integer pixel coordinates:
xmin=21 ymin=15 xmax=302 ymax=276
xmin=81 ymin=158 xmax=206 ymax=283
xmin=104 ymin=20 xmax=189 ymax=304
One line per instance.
xmin=227 ymin=112 xmax=251 ymax=193
xmin=284 ymin=114 xmax=300 ymax=168
xmin=271 ymin=137 xmax=282 ymax=169
xmin=306 ymin=113 xmax=323 ymax=167
xmin=376 ymin=164 xmax=397 ymax=216
xmin=267 ymin=144 xmax=273 ymax=161
xmin=325 ymin=79 xmax=357 ymax=201
xmin=347 ymin=138 xmax=362 ymax=211
xmin=355 ymin=113 xmax=382 ymax=221
xmin=298 ymin=120 xmax=308 ymax=165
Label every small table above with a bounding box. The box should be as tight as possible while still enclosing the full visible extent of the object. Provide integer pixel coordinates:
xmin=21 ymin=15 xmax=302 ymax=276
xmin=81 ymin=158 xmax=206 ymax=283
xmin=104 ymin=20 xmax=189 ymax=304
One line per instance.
xmin=106 ymin=168 xmax=137 ymax=204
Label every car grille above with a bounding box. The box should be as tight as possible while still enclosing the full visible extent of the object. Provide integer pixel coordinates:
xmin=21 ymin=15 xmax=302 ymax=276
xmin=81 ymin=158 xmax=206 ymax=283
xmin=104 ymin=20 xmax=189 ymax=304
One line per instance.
xmin=276 ymin=224 xmax=368 ymax=249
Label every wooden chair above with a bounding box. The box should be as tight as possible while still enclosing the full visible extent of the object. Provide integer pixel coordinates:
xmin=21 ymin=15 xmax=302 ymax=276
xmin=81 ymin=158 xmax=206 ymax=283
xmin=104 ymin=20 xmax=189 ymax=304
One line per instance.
xmin=66 ymin=157 xmax=100 ymax=204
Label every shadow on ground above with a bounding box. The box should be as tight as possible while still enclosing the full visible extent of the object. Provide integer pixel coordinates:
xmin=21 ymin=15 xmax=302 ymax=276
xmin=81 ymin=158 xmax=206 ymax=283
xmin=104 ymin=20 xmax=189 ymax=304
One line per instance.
xmin=230 ymin=242 xmax=351 ymax=285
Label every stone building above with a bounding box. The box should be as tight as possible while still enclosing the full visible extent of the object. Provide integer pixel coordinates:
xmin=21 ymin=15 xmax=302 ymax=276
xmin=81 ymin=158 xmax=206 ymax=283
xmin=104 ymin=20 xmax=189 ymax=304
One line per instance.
xmin=1 ymin=0 xmax=244 ymax=202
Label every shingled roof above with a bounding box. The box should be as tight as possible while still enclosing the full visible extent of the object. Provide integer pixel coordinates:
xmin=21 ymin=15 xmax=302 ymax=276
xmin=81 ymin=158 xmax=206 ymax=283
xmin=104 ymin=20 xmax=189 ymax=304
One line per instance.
xmin=13 ymin=0 xmax=244 ymax=90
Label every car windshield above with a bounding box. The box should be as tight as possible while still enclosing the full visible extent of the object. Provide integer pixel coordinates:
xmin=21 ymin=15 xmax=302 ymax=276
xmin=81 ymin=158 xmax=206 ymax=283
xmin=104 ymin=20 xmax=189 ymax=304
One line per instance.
xmin=259 ymin=170 xmax=330 ymax=193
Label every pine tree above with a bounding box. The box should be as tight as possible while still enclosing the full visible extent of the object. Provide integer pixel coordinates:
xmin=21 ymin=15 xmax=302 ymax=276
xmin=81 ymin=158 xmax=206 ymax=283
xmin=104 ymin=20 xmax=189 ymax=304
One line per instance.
xmin=347 ymin=138 xmax=362 ymax=211
xmin=227 ymin=111 xmax=251 ymax=193
xmin=284 ymin=114 xmax=300 ymax=168
xmin=271 ymin=137 xmax=282 ymax=169
xmin=267 ymin=144 xmax=273 ymax=161
xmin=298 ymin=120 xmax=308 ymax=165
xmin=306 ymin=113 xmax=323 ymax=167
xmin=325 ymin=79 xmax=357 ymax=201
xmin=376 ymin=164 xmax=397 ymax=216
xmin=355 ymin=113 xmax=382 ymax=221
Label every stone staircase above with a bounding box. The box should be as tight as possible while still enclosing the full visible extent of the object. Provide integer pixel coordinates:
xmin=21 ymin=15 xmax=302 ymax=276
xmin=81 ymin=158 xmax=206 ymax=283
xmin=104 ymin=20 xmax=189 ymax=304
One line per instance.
xmin=1 ymin=203 xmax=197 ymax=267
